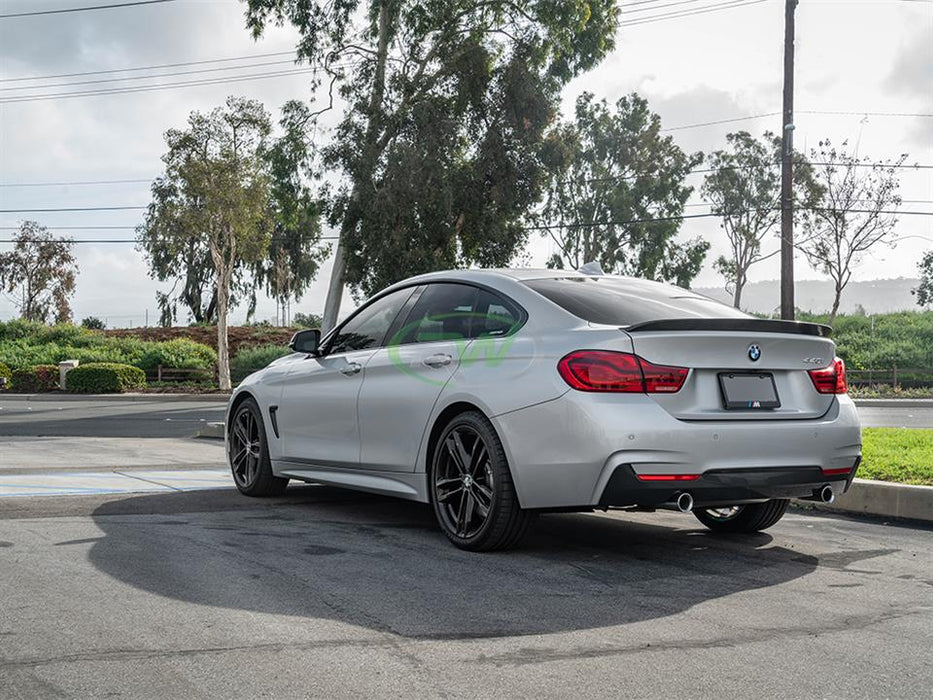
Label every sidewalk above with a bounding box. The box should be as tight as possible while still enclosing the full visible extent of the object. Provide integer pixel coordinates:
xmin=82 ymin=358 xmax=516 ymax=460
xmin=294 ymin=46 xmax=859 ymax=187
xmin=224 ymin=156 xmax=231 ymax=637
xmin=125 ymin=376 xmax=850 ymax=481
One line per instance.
xmin=0 ymin=436 xmax=225 ymax=474
xmin=0 ymin=468 xmax=231 ymax=497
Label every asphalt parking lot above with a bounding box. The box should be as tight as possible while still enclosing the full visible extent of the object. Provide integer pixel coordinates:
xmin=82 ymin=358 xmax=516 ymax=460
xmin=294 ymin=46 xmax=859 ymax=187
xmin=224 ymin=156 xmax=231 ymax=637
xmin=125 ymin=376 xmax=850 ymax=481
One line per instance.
xmin=1 ymin=488 xmax=931 ymax=698
xmin=0 ymin=395 xmax=931 ymax=698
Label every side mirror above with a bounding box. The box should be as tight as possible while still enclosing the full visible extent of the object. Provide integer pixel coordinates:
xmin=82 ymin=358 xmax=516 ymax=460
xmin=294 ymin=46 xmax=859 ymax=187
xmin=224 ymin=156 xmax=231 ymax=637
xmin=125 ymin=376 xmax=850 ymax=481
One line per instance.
xmin=289 ymin=328 xmax=321 ymax=355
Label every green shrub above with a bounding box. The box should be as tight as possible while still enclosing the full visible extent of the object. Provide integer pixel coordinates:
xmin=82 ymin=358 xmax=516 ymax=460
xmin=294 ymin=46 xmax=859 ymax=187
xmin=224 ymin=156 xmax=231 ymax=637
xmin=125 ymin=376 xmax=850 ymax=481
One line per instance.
xmin=231 ymin=344 xmax=293 ymax=374
xmin=0 ymin=326 xmax=216 ymax=375
xmin=38 ymin=323 xmax=91 ymax=346
xmin=292 ymin=312 xmax=322 ymax=329
xmin=81 ymin=316 xmax=107 ymax=330
xmin=0 ymin=361 xmax=11 ymax=390
xmin=67 ymin=363 xmax=146 ymax=393
xmin=11 ymin=364 xmax=59 ymax=392
xmin=0 ymin=319 xmax=44 ymax=342
xmin=797 ymin=311 xmax=933 ymax=371
xmin=136 ymin=338 xmax=217 ymax=371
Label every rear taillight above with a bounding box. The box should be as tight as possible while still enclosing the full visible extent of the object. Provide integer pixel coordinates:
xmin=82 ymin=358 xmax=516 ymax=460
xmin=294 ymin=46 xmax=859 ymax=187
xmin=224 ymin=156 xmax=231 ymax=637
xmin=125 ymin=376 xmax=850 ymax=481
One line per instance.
xmin=808 ymin=357 xmax=847 ymax=394
xmin=558 ymin=350 xmax=688 ymax=393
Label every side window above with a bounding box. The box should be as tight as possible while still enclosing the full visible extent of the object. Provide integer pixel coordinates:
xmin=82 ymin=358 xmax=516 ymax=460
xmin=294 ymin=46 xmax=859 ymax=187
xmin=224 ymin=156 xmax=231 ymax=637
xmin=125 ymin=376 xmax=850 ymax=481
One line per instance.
xmin=474 ymin=289 xmax=522 ymax=337
xmin=327 ymin=288 xmax=414 ymax=355
xmin=391 ymin=283 xmax=478 ymax=345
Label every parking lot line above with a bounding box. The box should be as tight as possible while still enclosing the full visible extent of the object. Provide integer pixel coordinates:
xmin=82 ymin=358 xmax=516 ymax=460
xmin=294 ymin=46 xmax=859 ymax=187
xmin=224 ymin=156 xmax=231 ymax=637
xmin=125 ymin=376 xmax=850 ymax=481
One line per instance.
xmin=0 ymin=468 xmax=232 ymax=498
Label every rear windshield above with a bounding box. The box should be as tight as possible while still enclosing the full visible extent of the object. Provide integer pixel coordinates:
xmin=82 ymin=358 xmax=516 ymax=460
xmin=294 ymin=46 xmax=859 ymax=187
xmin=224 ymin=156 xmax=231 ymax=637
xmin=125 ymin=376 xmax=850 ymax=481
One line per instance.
xmin=524 ymin=277 xmax=750 ymax=326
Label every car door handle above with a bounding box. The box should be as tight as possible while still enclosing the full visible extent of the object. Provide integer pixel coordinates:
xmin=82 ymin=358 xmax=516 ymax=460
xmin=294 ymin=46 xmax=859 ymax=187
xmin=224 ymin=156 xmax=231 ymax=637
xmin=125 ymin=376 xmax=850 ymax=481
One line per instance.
xmin=423 ymin=354 xmax=452 ymax=368
xmin=340 ymin=362 xmax=362 ymax=376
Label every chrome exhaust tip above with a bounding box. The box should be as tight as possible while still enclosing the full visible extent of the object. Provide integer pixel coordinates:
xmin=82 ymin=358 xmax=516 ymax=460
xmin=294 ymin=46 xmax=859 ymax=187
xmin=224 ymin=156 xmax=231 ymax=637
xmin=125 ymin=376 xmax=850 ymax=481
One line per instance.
xmin=820 ymin=485 xmax=835 ymax=504
xmin=676 ymin=492 xmax=694 ymax=513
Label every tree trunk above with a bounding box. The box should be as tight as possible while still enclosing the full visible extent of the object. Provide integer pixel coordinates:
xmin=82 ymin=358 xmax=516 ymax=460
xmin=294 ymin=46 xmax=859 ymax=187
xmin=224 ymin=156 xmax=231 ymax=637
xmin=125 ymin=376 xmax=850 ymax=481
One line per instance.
xmin=732 ymin=281 xmax=743 ymax=309
xmin=322 ymin=2 xmax=391 ymax=332
xmin=827 ymin=285 xmax=842 ymax=327
xmin=215 ymin=265 xmax=232 ymax=391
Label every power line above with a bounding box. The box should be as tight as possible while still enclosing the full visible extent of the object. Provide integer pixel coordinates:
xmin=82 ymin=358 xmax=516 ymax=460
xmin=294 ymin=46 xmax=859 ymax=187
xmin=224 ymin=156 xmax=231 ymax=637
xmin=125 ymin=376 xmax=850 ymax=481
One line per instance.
xmin=0 ymin=59 xmax=298 ymax=92
xmin=0 ymin=236 xmax=341 ymax=244
xmin=799 ymin=109 xmax=933 ymax=118
xmin=0 ymin=226 xmax=138 ymax=230
xmin=0 ymin=0 xmax=177 ymax=19
xmin=524 ymin=212 xmax=727 ymax=230
xmin=620 ymin=0 xmax=770 ymax=26
xmin=3 ymin=160 xmax=928 ymax=197
xmin=0 ymin=51 xmax=296 ymax=83
xmin=0 ymin=179 xmax=151 ymax=188
xmin=0 ymin=67 xmax=324 ymax=104
xmin=5 ymin=197 xmax=933 ymax=224
xmin=660 ymin=109 xmax=932 ymax=133
xmin=621 ymin=0 xmax=693 ymax=6
xmin=0 ymin=62 xmax=359 ymax=104
xmin=2 ymin=208 xmax=930 ymax=244
xmin=661 ymin=112 xmax=780 ymax=131
xmin=0 ymin=206 xmax=146 ymax=212
xmin=620 ymin=0 xmax=709 ymax=13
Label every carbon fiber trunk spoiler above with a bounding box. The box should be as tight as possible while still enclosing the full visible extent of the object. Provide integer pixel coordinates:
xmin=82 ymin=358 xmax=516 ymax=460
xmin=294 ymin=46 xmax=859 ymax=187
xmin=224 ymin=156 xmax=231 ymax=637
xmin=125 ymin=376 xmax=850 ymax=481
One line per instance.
xmin=623 ymin=318 xmax=832 ymax=338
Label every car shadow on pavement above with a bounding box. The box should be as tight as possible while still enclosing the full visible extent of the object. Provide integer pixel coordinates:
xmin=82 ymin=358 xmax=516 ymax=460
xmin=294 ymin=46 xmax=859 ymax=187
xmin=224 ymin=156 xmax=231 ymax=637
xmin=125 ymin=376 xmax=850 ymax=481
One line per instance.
xmin=89 ymin=485 xmax=817 ymax=639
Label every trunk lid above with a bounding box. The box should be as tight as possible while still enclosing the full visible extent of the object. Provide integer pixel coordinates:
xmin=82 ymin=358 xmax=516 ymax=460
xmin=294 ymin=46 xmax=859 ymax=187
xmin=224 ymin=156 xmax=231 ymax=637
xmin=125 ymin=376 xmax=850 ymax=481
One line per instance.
xmin=624 ymin=321 xmax=836 ymax=421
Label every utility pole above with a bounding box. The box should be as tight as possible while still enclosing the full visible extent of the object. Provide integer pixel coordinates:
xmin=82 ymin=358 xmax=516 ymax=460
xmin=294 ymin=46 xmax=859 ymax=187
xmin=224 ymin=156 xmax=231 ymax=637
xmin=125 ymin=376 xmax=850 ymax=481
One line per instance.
xmin=321 ymin=2 xmax=391 ymax=333
xmin=322 ymin=238 xmax=346 ymax=332
xmin=780 ymin=0 xmax=797 ymax=320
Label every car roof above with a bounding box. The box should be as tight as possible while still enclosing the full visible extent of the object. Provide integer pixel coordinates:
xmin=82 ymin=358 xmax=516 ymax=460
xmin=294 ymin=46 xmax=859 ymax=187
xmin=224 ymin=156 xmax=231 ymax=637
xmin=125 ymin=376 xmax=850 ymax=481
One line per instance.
xmin=394 ymin=267 xmax=593 ymax=286
xmin=390 ymin=267 xmax=696 ymax=294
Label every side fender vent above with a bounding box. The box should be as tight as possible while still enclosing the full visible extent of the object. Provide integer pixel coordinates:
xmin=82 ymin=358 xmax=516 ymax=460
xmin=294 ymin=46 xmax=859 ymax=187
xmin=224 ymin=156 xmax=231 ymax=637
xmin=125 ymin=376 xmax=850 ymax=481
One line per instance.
xmin=269 ymin=406 xmax=280 ymax=439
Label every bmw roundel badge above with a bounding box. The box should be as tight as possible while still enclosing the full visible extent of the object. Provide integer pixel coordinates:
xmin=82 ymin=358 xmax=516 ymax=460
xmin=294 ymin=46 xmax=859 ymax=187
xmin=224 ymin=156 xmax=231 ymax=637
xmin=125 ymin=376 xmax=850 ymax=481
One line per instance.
xmin=748 ymin=344 xmax=761 ymax=362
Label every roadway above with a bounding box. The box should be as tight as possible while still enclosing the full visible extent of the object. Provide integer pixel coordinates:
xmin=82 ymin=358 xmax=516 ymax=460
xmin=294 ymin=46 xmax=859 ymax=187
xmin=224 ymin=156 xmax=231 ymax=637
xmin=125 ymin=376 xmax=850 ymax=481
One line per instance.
xmin=0 ymin=394 xmax=930 ymax=697
xmin=1 ymin=487 xmax=930 ymax=698
xmin=0 ymin=395 xmax=928 ymax=441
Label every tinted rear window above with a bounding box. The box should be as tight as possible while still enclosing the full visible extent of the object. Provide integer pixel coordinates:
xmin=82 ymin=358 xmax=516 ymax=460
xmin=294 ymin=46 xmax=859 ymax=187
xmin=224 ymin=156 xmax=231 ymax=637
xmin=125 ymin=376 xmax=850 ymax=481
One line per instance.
xmin=524 ymin=277 xmax=749 ymax=326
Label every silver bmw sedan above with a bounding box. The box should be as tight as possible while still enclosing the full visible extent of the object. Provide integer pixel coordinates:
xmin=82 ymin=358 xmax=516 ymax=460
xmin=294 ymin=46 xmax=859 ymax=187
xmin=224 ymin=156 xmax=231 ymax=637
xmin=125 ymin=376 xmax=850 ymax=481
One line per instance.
xmin=226 ymin=268 xmax=862 ymax=551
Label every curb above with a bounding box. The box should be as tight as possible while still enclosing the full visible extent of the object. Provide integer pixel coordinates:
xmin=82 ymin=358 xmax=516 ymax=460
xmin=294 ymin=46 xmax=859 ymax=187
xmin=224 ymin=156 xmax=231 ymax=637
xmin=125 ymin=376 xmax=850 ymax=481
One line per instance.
xmin=796 ymin=478 xmax=933 ymax=523
xmin=0 ymin=393 xmax=231 ymax=404
xmin=195 ymin=422 xmax=226 ymax=440
xmin=853 ymin=399 xmax=933 ymax=408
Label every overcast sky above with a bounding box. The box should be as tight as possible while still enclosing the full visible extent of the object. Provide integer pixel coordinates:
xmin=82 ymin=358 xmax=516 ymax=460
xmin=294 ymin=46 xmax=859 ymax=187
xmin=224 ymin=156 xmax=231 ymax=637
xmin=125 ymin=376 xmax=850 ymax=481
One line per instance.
xmin=1 ymin=0 xmax=931 ymax=326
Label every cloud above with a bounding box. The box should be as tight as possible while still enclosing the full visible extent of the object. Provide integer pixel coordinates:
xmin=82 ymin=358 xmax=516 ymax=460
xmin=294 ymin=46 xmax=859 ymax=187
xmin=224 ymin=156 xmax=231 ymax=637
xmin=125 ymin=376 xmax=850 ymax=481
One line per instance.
xmin=886 ymin=25 xmax=933 ymax=97
xmin=638 ymin=83 xmax=775 ymax=155
xmin=885 ymin=24 xmax=933 ymax=148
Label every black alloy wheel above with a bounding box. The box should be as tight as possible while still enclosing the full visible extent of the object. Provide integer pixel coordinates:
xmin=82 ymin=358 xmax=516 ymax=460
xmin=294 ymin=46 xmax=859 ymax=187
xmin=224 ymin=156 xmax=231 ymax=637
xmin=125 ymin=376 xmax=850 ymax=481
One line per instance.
xmin=431 ymin=411 xmax=534 ymax=551
xmin=228 ymin=398 xmax=288 ymax=497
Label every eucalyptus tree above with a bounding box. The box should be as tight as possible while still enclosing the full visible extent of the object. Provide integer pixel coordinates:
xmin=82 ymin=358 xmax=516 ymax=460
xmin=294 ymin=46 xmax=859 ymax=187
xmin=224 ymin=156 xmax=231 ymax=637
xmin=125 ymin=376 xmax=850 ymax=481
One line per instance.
xmin=138 ymin=97 xmax=274 ymax=390
xmin=244 ymin=0 xmax=620 ymax=329
xmin=798 ymin=140 xmax=905 ymax=324
xmin=533 ymin=92 xmax=707 ymax=286
xmin=915 ymin=251 xmax=933 ymax=308
xmin=0 ymin=220 xmax=77 ymax=324
xmin=702 ymin=131 xmax=821 ymax=308
xmin=254 ymin=100 xmax=329 ymax=325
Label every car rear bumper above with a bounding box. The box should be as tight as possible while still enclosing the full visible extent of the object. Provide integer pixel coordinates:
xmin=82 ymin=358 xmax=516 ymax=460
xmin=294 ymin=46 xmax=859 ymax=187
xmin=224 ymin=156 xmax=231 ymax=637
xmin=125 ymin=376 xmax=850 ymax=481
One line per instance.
xmin=493 ymin=391 xmax=862 ymax=509
xmin=597 ymin=462 xmax=859 ymax=509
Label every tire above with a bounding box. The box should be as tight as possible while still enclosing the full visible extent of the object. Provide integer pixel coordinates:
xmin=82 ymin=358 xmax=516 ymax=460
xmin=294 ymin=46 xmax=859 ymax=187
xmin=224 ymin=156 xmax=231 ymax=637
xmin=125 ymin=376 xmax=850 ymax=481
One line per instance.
xmin=228 ymin=397 xmax=288 ymax=497
xmin=430 ymin=411 xmax=535 ymax=551
xmin=693 ymin=499 xmax=790 ymax=533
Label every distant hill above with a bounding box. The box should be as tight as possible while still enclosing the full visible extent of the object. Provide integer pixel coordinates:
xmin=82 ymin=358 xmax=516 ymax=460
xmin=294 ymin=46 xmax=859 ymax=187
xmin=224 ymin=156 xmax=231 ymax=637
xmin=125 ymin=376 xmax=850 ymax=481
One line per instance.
xmin=694 ymin=278 xmax=922 ymax=315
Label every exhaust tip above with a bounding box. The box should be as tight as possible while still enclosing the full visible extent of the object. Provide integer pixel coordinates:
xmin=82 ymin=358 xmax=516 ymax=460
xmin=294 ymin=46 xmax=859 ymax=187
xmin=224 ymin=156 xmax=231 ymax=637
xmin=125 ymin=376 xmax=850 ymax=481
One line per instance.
xmin=676 ymin=492 xmax=694 ymax=513
xmin=820 ymin=485 xmax=835 ymax=504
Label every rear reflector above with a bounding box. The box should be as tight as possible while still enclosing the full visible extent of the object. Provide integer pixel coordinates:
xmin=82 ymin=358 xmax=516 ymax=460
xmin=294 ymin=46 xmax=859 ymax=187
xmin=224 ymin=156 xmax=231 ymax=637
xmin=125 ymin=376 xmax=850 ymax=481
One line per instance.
xmin=808 ymin=357 xmax=848 ymax=394
xmin=636 ymin=474 xmax=701 ymax=482
xmin=558 ymin=350 xmax=688 ymax=393
xmin=822 ymin=467 xmax=852 ymax=477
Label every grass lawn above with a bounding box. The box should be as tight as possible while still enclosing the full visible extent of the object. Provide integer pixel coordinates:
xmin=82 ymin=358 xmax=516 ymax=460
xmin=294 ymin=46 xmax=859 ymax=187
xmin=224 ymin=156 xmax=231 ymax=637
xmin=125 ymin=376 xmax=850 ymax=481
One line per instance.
xmin=859 ymin=428 xmax=933 ymax=486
